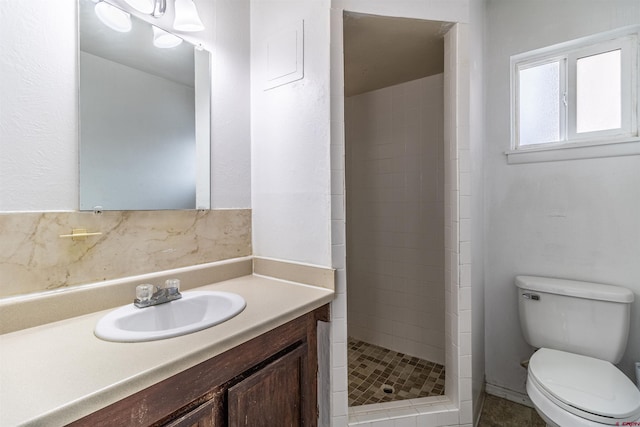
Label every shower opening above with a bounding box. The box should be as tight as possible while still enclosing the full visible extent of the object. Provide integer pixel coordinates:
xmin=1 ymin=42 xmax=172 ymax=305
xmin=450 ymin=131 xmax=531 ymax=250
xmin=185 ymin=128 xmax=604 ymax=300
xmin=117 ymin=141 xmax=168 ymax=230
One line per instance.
xmin=344 ymin=11 xmax=451 ymax=408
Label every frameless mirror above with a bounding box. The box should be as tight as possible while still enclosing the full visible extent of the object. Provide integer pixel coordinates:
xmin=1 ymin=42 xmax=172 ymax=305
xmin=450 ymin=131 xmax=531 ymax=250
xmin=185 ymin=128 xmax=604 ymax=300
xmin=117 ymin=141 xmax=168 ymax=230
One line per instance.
xmin=78 ymin=0 xmax=211 ymax=210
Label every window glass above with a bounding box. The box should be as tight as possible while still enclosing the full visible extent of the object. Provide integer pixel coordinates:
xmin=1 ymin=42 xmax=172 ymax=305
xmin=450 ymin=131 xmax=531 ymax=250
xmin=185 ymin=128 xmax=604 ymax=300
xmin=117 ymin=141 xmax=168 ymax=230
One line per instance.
xmin=518 ymin=61 xmax=561 ymax=146
xmin=576 ymin=49 xmax=622 ymax=133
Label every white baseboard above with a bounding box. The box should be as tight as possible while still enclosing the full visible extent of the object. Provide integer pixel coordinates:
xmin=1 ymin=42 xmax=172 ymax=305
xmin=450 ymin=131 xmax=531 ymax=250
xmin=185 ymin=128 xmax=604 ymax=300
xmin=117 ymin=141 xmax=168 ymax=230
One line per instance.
xmin=485 ymin=383 xmax=534 ymax=408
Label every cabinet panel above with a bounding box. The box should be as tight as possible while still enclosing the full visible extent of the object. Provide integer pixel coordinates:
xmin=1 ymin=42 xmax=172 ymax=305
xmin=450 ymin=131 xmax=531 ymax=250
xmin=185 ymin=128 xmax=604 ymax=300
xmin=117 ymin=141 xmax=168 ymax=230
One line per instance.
xmin=227 ymin=346 xmax=306 ymax=427
xmin=161 ymin=388 xmax=223 ymax=427
xmin=162 ymin=398 xmax=216 ymax=427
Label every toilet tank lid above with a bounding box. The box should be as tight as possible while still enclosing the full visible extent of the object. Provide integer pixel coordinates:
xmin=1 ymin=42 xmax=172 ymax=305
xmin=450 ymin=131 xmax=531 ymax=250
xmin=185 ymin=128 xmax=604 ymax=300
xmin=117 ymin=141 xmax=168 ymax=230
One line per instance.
xmin=515 ymin=276 xmax=634 ymax=303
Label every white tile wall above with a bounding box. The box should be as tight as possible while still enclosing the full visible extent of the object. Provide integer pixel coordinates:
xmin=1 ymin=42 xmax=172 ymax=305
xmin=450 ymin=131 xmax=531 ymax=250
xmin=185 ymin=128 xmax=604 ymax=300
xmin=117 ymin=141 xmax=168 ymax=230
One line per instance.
xmin=445 ymin=23 xmax=474 ymax=425
xmin=329 ymin=8 xmax=350 ymax=425
xmin=346 ymin=75 xmax=446 ymax=364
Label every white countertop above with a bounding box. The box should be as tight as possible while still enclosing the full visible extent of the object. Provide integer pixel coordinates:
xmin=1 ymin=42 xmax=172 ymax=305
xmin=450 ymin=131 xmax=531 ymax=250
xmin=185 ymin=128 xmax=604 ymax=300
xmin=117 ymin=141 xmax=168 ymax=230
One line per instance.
xmin=0 ymin=275 xmax=334 ymax=426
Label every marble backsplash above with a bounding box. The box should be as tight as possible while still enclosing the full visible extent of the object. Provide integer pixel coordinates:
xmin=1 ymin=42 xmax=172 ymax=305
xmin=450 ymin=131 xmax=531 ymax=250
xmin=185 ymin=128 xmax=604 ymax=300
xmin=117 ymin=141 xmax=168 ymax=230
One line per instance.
xmin=0 ymin=209 xmax=251 ymax=298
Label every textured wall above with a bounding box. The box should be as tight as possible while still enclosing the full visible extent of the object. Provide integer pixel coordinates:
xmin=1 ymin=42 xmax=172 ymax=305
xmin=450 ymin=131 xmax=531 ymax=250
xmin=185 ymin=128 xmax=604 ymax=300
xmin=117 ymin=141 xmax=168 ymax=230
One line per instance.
xmin=250 ymin=0 xmax=332 ymax=267
xmin=485 ymin=0 xmax=640 ymax=395
xmin=0 ymin=209 xmax=251 ymax=298
xmin=469 ymin=0 xmax=486 ymax=422
xmin=0 ymin=0 xmax=78 ymax=211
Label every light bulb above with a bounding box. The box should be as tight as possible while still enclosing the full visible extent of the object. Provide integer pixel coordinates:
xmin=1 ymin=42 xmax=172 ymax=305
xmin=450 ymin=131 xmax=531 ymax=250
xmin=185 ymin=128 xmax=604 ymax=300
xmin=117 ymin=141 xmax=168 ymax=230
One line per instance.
xmin=94 ymin=2 xmax=132 ymax=33
xmin=153 ymin=26 xmax=183 ymax=48
xmin=173 ymin=0 xmax=204 ymax=32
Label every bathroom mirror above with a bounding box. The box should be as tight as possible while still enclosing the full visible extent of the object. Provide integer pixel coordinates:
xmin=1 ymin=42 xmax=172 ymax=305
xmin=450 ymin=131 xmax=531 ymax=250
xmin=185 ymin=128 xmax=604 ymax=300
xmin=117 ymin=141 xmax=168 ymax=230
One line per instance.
xmin=78 ymin=0 xmax=211 ymax=210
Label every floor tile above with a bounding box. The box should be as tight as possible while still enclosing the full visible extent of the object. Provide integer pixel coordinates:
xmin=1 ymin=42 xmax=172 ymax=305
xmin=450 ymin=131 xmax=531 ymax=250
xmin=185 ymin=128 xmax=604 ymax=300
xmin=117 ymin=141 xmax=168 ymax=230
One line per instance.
xmin=478 ymin=394 xmax=545 ymax=427
xmin=348 ymin=338 xmax=446 ymax=406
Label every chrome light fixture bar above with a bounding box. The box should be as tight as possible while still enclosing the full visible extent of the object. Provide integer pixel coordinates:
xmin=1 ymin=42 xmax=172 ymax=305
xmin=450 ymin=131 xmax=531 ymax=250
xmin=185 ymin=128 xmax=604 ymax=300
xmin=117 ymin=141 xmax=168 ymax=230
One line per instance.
xmin=123 ymin=0 xmax=167 ymax=17
xmin=94 ymin=0 xmax=203 ymax=49
xmin=95 ymin=0 xmax=204 ymax=32
xmin=122 ymin=0 xmax=204 ymax=32
xmin=152 ymin=0 xmax=167 ymax=18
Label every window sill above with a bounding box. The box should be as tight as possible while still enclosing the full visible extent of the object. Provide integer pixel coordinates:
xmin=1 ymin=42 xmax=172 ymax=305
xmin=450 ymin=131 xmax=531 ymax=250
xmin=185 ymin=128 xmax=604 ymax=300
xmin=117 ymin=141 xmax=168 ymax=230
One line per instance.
xmin=505 ymin=137 xmax=640 ymax=164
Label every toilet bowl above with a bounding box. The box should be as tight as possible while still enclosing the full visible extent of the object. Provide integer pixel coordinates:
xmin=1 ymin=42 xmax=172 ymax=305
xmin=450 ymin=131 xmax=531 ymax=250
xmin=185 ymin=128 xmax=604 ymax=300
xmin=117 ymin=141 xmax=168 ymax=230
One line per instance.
xmin=527 ymin=348 xmax=640 ymax=426
xmin=515 ymin=276 xmax=640 ymax=427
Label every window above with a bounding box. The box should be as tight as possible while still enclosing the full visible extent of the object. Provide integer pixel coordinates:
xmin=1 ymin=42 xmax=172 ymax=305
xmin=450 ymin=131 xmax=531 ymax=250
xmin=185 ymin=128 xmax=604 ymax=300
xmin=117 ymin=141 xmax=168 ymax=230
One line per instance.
xmin=517 ymin=59 xmax=562 ymax=146
xmin=509 ymin=26 xmax=640 ymax=163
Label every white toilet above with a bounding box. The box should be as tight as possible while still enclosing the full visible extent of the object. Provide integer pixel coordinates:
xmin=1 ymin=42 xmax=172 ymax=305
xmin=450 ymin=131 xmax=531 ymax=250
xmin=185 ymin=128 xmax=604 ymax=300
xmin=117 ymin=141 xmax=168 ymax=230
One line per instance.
xmin=516 ymin=275 xmax=640 ymax=426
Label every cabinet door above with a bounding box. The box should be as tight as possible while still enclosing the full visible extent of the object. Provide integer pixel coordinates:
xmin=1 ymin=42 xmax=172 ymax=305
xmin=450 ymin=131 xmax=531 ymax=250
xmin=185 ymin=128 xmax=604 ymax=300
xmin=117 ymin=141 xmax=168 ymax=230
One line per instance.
xmin=227 ymin=345 xmax=307 ymax=427
xmin=162 ymin=389 xmax=224 ymax=427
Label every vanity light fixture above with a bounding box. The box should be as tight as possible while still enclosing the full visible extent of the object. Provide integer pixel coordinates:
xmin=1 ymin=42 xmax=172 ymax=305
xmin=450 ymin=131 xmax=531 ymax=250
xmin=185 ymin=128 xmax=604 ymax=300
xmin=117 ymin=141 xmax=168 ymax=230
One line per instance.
xmin=124 ymin=0 xmax=167 ymax=18
xmin=94 ymin=1 xmax=132 ymax=32
xmin=94 ymin=0 xmax=203 ymax=46
xmin=110 ymin=0 xmax=204 ymax=32
xmin=119 ymin=0 xmax=205 ymax=32
xmin=153 ymin=25 xmax=183 ymax=48
xmin=173 ymin=0 xmax=205 ymax=32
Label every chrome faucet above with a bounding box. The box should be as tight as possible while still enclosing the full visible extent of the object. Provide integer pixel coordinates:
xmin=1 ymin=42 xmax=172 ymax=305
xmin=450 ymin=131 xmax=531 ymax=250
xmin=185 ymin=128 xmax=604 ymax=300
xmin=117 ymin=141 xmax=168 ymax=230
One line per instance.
xmin=134 ymin=279 xmax=182 ymax=308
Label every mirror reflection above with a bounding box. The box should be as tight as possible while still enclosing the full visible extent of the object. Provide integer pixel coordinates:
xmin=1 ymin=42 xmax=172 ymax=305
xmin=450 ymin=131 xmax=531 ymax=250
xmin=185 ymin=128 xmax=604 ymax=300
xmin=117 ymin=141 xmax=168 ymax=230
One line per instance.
xmin=79 ymin=0 xmax=211 ymax=210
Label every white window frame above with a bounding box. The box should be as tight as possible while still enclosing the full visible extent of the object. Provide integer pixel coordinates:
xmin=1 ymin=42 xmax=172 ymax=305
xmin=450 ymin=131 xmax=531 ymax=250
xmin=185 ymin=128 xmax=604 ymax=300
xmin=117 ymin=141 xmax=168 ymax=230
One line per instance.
xmin=507 ymin=25 xmax=640 ymax=164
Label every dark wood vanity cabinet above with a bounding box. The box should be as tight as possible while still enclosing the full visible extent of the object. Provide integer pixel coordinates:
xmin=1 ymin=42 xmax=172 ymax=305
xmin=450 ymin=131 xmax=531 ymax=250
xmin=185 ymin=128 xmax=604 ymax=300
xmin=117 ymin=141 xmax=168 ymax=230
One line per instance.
xmin=68 ymin=305 xmax=329 ymax=427
xmin=227 ymin=345 xmax=307 ymax=427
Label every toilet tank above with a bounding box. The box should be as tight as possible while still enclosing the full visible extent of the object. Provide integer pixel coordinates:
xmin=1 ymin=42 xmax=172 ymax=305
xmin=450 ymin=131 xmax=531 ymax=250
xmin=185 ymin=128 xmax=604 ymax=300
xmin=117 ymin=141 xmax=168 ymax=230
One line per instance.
xmin=516 ymin=276 xmax=634 ymax=363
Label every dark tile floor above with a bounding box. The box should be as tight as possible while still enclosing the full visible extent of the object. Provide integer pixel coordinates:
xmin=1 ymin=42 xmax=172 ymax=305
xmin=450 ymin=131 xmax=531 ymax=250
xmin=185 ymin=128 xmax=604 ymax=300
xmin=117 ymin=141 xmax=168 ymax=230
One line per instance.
xmin=478 ymin=394 xmax=546 ymax=427
xmin=347 ymin=338 xmax=446 ymax=406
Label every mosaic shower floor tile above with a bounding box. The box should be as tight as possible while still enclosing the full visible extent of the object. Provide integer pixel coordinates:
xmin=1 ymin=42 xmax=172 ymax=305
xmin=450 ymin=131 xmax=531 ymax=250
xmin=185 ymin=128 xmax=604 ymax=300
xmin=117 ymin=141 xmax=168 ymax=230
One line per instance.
xmin=348 ymin=338 xmax=446 ymax=406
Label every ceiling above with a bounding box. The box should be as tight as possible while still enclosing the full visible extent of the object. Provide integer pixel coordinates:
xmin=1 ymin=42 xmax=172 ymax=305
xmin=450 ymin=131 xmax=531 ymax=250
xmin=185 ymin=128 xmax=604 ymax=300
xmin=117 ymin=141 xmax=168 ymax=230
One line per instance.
xmin=343 ymin=12 xmax=453 ymax=97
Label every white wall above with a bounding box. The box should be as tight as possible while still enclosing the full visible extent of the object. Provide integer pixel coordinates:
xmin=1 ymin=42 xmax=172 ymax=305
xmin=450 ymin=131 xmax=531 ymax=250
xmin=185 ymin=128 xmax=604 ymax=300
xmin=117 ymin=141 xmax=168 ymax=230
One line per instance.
xmin=346 ymin=75 xmax=445 ymax=365
xmin=0 ymin=0 xmax=251 ymax=212
xmin=250 ymin=0 xmax=332 ymax=266
xmin=485 ymin=0 xmax=640 ymax=397
xmin=469 ymin=0 xmax=486 ymax=421
xmin=0 ymin=0 xmax=78 ymax=211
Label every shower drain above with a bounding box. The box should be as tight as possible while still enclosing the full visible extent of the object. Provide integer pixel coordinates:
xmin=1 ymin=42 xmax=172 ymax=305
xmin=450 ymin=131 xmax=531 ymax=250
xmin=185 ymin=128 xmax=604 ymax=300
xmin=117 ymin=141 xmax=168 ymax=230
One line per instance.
xmin=381 ymin=384 xmax=395 ymax=394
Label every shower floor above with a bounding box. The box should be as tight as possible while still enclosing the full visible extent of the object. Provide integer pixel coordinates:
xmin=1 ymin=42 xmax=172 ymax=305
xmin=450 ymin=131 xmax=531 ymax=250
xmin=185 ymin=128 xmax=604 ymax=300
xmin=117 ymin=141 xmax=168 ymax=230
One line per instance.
xmin=348 ymin=338 xmax=446 ymax=406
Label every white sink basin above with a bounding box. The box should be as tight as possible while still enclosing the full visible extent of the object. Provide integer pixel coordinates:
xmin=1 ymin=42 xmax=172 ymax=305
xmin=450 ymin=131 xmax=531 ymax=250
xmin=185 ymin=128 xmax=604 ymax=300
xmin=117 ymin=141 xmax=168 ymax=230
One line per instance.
xmin=95 ymin=291 xmax=246 ymax=342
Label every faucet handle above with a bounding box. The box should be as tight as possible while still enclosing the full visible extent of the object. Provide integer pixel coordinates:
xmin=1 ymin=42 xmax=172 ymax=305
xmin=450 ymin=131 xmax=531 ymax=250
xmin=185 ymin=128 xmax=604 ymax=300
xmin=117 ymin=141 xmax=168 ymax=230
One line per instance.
xmin=135 ymin=284 xmax=155 ymax=303
xmin=165 ymin=279 xmax=181 ymax=292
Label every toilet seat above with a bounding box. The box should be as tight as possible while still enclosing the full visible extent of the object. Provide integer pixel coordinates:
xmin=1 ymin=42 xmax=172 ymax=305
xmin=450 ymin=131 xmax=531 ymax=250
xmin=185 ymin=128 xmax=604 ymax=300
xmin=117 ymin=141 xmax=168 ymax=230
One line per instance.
xmin=528 ymin=348 xmax=640 ymax=425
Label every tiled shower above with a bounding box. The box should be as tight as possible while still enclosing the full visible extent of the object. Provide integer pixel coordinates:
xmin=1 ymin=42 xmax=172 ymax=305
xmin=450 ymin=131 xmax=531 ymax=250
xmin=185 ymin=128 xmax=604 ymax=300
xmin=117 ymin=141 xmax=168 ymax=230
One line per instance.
xmin=346 ymin=73 xmax=446 ymax=405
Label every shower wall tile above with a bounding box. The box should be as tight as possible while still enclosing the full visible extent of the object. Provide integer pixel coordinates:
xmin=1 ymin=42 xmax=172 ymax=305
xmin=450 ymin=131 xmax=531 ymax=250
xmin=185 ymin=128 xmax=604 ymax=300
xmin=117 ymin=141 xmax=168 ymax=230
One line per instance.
xmin=447 ymin=23 xmax=474 ymax=416
xmin=0 ymin=209 xmax=251 ymax=298
xmin=346 ymin=74 xmax=446 ymax=364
